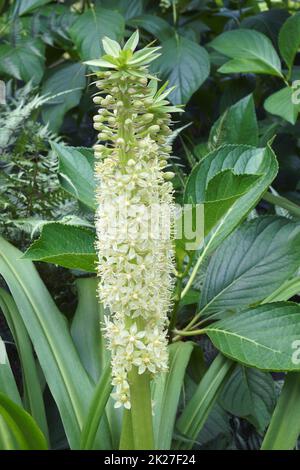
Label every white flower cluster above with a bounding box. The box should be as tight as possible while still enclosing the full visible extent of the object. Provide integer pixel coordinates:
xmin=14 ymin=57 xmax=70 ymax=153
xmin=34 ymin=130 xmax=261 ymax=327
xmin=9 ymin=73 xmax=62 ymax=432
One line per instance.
xmin=89 ymin=32 xmax=181 ymax=409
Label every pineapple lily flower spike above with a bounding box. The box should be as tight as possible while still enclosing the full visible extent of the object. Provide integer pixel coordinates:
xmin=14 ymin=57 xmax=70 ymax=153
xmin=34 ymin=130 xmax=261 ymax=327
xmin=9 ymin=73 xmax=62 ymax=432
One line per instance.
xmin=84 ymin=31 xmax=182 ymax=446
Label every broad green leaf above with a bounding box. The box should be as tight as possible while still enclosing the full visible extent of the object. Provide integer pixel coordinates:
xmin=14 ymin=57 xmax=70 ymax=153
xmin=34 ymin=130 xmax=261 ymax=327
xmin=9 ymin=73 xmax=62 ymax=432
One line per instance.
xmin=0 ymin=236 xmax=110 ymax=449
xmin=15 ymin=0 xmax=52 ymax=15
xmin=41 ymin=62 xmax=86 ymax=132
xmin=184 ymin=145 xmax=277 ymax=250
xmin=152 ymin=34 xmax=210 ymax=104
xmin=204 ymin=170 xmax=260 ymax=234
xmin=0 ymin=338 xmax=22 ymax=407
xmin=279 ymin=12 xmax=300 ymax=71
xmin=129 ymin=15 xmax=174 ymax=42
xmin=176 ymin=354 xmax=234 ymax=449
xmin=71 ymin=278 xmax=101 ymax=382
xmin=240 ymin=9 xmax=290 ymax=46
xmin=0 ymin=289 xmax=48 ymax=440
xmin=196 ymin=402 xmax=231 ymax=449
xmin=0 ymin=40 xmax=45 ymax=84
xmin=205 ymin=302 xmax=300 ymax=371
xmin=52 ymin=142 xmax=95 ymax=209
xmin=209 ymin=95 xmax=259 ymax=149
xmin=263 ymin=277 xmax=300 ymax=303
xmin=210 ymin=29 xmax=282 ymax=77
xmin=0 ymin=393 xmax=48 ymax=450
xmin=264 ymin=86 xmax=300 ymax=125
xmin=69 ymin=6 xmax=125 ymax=60
xmin=99 ymin=0 xmax=143 ymax=20
xmin=200 ymin=216 xmax=300 ymax=316
xmin=23 ymin=223 xmax=97 ymax=272
xmin=80 ymin=364 xmax=112 ymax=450
xmin=220 ymin=365 xmax=276 ymax=432
xmin=153 ymin=341 xmax=193 ymax=450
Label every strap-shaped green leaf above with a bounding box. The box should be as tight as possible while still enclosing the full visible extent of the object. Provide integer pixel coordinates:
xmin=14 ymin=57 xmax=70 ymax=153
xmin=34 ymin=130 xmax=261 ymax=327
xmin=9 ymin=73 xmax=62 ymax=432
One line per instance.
xmin=0 ymin=392 xmax=48 ymax=450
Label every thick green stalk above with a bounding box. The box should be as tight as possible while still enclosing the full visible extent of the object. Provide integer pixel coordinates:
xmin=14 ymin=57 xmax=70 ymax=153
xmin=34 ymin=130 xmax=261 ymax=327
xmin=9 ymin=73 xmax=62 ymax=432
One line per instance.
xmin=119 ymin=409 xmax=134 ymax=450
xmin=128 ymin=367 xmax=154 ymax=450
xmin=261 ymin=372 xmax=300 ymax=450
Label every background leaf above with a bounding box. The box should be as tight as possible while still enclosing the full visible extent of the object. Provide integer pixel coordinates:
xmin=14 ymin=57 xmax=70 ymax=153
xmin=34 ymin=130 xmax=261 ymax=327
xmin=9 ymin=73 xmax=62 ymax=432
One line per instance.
xmin=71 ymin=278 xmax=101 ymax=382
xmin=0 ymin=392 xmax=48 ymax=450
xmin=184 ymin=145 xmax=277 ymax=251
xmin=209 ymin=95 xmax=259 ymax=148
xmin=70 ymin=6 xmax=125 ymax=60
xmin=23 ymin=223 xmax=97 ymax=272
xmin=264 ymin=86 xmax=300 ymax=125
xmin=205 ymin=302 xmax=300 ymax=371
xmin=52 ymin=143 xmax=95 ymax=209
xmin=210 ymin=29 xmax=282 ymax=77
xmin=0 ymin=236 xmax=110 ymax=449
xmin=279 ymin=12 xmax=300 ymax=71
xmin=152 ymin=34 xmax=210 ymax=104
xmin=200 ymin=216 xmax=300 ymax=317
xmin=41 ymin=62 xmax=86 ymax=132
xmin=0 ymin=338 xmax=22 ymax=407
xmin=0 ymin=288 xmax=49 ymax=440
xmin=0 ymin=39 xmax=45 ymax=84
xmin=220 ymin=365 xmax=276 ymax=432
xmin=129 ymin=15 xmax=173 ymax=42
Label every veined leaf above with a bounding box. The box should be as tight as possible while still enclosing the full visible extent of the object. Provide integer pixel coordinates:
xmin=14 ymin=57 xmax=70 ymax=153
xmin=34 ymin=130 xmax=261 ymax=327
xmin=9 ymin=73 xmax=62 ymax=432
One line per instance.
xmin=41 ymin=62 xmax=86 ymax=132
xmin=279 ymin=12 xmax=300 ymax=71
xmin=129 ymin=15 xmax=174 ymax=42
xmin=263 ymin=277 xmax=300 ymax=303
xmin=69 ymin=6 xmax=125 ymax=60
xmin=220 ymin=365 xmax=276 ymax=432
xmin=200 ymin=216 xmax=300 ymax=316
xmin=209 ymin=95 xmax=258 ymax=149
xmin=184 ymin=145 xmax=278 ymax=250
xmin=205 ymin=302 xmax=300 ymax=371
xmin=23 ymin=223 xmax=97 ymax=272
xmin=204 ymin=170 xmax=260 ymax=234
xmin=152 ymin=34 xmax=210 ymax=104
xmin=0 ymin=39 xmax=45 ymax=84
xmin=210 ymin=29 xmax=282 ymax=77
xmin=52 ymin=142 xmax=95 ymax=210
xmin=264 ymin=86 xmax=300 ymax=125
xmin=16 ymin=0 xmax=52 ymax=15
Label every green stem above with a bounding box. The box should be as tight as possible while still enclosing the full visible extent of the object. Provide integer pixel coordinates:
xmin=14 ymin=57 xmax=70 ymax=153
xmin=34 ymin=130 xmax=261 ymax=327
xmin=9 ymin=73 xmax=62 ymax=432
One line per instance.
xmin=263 ymin=192 xmax=300 ymax=218
xmin=119 ymin=409 xmax=134 ymax=450
xmin=180 ymin=249 xmax=207 ymax=299
xmin=128 ymin=367 xmax=154 ymax=450
xmin=261 ymin=372 xmax=300 ymax=450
